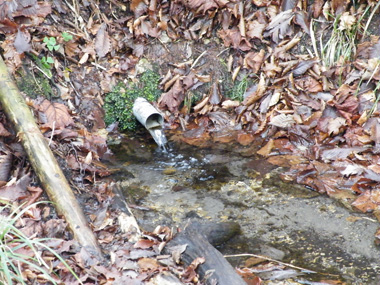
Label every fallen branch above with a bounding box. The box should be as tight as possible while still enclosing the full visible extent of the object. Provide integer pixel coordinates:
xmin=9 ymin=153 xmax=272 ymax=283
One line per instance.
xmin=0 ymin=56 xmax=102 ymax=258
xmin=225 ymin=253 xmax=340 ymax=277
xmin=224 ymin=253 xmax=316 ymax=274
xmin=164 ymin=220 xmax=246 ymax=285
xmin=111 ymin=182 xmax=141 ymax=242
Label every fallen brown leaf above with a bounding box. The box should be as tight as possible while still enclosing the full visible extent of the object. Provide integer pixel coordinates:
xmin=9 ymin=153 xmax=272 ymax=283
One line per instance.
xmin=257 ymin=139 xmax=275 ymax=157
xmin=14 ymin=28 xmax=31 ymax=53
xmin=244 ymin=50 xmax=265 ymax=74
xmin=0 ymin=173 xmax=31 ymax=202
xmin=134 ymin=239 xmax=156 ymax=249
xmin=264 ymin=10 xmax=294 ymax=43
xmin=158 ymin=80 xmax=185 ymax=113
xmin=137 ymin=257 xmax=160 ymax=272
xmin=267 ymin=155 xmax=308 ymax=168
xmin=36 ymin=98 xmax=74 ymax=129
xmin=95 ymin=23 xmax=111 ymax=58
xmin=352 ymin=190 xmax=380 ymax=213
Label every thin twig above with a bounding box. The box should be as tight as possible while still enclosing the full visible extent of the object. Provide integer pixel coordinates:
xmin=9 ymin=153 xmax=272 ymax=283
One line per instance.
xmin=68 ymin=80 xmax=81 ymax=98
xmin=91 ymin=62 xmax=107 ymax=71
xmin=309 ymin=19 xmax=319 ymax=60
xmin=30 ymin=61 xmax=52 ymax=80
xmin=216 ymin=48 xmax=230 ymax=57
xmin=225 ymin=253 xmax=321 ymax=275
xmin=157 ymin=38 xmax=171 ymax=53
xmin=190 ymin=50 xmax=207 ymax=70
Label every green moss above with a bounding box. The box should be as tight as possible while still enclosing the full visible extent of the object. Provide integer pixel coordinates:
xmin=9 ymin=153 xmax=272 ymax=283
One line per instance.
xmin=140 ymin=70 xmax=161 ymax=101
xmin=16 ymin=67 xmax=55 ymax=99
xmin=227 ymin=76 xmax=251 ymax=101
xmin=104 ymin=70 xmax=161 ymax=131
xmin=218 ymin=58 xmax=255 ymax=102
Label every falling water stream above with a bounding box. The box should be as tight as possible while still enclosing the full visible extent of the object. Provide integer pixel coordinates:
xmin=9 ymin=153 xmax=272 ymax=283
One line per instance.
xmin=107 ymin=132 xmax=380 ymax=284
xmin=148 ymin=128 xmax=168 ymax=151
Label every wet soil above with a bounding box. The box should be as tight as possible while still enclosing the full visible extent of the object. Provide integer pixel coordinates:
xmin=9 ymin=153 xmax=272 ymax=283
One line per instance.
xmin=106 ymin=132 xmax=380 ymax=284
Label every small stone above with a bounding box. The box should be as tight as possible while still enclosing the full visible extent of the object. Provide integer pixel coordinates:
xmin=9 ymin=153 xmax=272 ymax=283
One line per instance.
xmin=172 ymin=185 xmax=185 ymax=192
xmin=259 ymin=245 xmax=286 ymax=260
xmin=163 ymin=167 xmax=176 ymax=175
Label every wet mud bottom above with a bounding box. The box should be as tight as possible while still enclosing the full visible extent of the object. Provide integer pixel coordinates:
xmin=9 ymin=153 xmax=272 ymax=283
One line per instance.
xmin=107 ymin=134 xmax=380 ymax=284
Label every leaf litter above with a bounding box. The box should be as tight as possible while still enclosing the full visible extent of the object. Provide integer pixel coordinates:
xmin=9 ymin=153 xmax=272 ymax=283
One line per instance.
xmin=0 ymin=0 xmax=379 ymax=283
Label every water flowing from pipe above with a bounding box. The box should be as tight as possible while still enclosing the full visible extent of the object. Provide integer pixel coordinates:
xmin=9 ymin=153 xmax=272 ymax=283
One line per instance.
xmin=149 ymin=128 xmax=167 ymax=151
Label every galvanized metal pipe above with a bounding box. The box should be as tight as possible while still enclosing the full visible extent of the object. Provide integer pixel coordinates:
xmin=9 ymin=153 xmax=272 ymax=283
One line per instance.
xmin=132 ymin=97 xmax=167 ymax=148
xmin=133 ymin=97 xmax=163 ymax=130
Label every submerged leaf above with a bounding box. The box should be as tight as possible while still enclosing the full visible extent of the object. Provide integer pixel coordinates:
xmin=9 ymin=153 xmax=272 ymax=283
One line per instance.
xmin=257 ymin=139 xmax=274 ymax=156
xmin=267 ymin=155 xmax=308 ymax=167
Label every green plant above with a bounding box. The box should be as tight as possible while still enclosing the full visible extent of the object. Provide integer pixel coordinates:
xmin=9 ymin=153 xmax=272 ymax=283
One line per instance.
xmin=41 ymin=33 xmax=72 ymax=68
xmin=140 ymin=70 xmax=161 ymax=101
xmin=228 ymin=76 xmax=250 ymax=101
xmin=16 ymin=66 xmax=55 ymax=99
xmin=104 ymin=70 xmax=161 ymax=131
xmin=0 ymin=202 xmax=81 ymax=285
xmin=61 ymin=32 xmax=73 ymax=42
xmin=26 ymin=52 xmax=53 ymax=79
xmin=43 ymin=37 xmax=60 ymax=52
xmin=41 ymin=56 xmax=54 ymax=69
xmin=313 ymin=6 xmax=371 ymax=67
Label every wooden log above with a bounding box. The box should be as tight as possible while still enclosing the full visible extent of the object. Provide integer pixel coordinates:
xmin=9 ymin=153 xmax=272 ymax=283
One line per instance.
xmin=165 ymin=220 xmax=246 ymax=285
xmin=0 ymin=56 xmax=102 ymax=258
xmin=111 ymin=182 xmax=141 ymax=242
